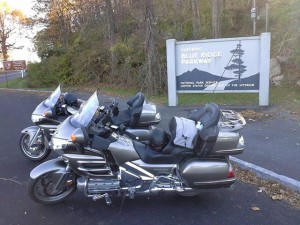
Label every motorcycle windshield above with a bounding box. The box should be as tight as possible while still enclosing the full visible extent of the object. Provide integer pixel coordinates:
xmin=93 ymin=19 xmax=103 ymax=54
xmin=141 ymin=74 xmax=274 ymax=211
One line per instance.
xmin=70 ymin=91 xmax=99 ymax=128
xmin=44 ymin=85 xmax=61 ymax=108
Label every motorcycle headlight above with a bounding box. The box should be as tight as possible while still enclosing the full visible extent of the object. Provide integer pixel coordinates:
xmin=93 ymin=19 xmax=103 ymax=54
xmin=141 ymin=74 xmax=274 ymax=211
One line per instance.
xmin=31 ymin=114 xmax=45 ymax=123
xmin=51 ymin=137 xmax=69 ymax=151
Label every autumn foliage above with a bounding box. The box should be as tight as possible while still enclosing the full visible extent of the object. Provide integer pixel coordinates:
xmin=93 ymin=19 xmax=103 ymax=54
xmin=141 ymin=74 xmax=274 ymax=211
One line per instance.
xmin=26 ymin=0 xmax=300 ymax=93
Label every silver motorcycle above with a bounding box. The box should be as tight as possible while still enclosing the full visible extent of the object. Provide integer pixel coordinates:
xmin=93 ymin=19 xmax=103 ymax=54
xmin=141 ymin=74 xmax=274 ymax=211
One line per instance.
xmin=20 ymin=87 xmax=160 ymax=161
xmin=19 ymin=85 xmax=82 ymax=161
xmin=27 ymin=92 xmax=245 ymax=205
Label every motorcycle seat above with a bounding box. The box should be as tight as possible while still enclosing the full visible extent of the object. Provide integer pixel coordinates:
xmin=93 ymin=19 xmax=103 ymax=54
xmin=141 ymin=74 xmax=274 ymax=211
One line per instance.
xmin=133 ymin=126 xmax=195 ymax=164
xmin=134 ymin=102 xmax=221 ymax=162
xmin=112 ymin=92 xmax=145 ymax=127
xmin=133 ymin=140 xmax=194 ymax=164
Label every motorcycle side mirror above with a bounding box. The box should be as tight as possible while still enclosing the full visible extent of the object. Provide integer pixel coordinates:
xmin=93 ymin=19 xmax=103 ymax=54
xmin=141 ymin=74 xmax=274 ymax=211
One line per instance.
xmin=71 ymin=127 xmax=89 ymax=146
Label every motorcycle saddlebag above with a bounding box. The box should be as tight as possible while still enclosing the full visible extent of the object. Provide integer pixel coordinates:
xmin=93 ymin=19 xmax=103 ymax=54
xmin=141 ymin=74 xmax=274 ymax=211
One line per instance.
xmin=179 ymin=158 xmax=235 ymax=189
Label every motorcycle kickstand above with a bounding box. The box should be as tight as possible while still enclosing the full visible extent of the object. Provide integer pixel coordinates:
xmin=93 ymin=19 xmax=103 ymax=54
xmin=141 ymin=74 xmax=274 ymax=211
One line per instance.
xmin=118 ymin=191 xmax=127 ymax=215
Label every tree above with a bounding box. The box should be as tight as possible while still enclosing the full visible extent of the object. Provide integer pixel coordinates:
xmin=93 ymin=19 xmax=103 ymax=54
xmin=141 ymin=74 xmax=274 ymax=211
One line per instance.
xmin=144 ymin=0 xmax=157 ymax=95
xmin=32 ymin=0 xmax=75 ymax=49
xmin=28 ymin=0 xmax=300 ymax=91
xmin=104 ymin=0 xmax=117 ymax=77
xmin=0 ymin=1 xmax=26 ymax=60
xmin=190 ymin=0 xmax=201 ymax=39
xmin=212 ymin=0 xmax=220 ymax=38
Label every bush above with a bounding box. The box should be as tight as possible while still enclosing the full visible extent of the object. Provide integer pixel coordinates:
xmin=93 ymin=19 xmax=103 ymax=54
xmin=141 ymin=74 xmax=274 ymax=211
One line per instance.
xmin=27 ymin=55 xmax=73 ymax=87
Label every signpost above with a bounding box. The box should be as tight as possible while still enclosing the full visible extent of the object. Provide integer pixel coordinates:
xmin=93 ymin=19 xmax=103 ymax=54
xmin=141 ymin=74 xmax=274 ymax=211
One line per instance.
xmin=3 ymin=60 xmax=27 ymax=71
xmin=2 ymin=60 xmax=27 ymax=87
xmin=166 ymin=33 xmax=271 ymax=106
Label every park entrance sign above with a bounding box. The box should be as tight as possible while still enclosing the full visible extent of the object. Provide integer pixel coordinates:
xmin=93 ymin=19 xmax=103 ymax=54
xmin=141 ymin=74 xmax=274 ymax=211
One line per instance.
xmin=166 ymin=33 xmax=271 ymax=106
xmin=3 ymin=60 xmax=27 ymax=71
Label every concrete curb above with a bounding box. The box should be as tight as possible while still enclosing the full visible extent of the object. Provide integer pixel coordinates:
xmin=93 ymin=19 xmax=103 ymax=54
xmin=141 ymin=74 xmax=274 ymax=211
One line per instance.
xmin=230 ymin=156 xmax=300 ymax=193
xmin=0 ymin=87 xmax=52 ymax=93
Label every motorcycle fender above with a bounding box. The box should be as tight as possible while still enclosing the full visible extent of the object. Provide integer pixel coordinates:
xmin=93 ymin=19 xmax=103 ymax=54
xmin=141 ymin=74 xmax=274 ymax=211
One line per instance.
xmin=21 ymin=126 xmax=49 ymax=149
xmin=30 ymin=158 xmax=67 ymax=179
xmin=21 ymin=126 xmax=39 ymax=135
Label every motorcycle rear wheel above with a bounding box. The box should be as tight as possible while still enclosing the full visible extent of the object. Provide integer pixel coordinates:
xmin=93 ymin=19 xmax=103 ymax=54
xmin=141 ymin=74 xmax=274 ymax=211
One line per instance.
xmin=19 ymin=133 xmax=51 ymax=161
xmin=28 ymin=171 xmax=77 ymax=205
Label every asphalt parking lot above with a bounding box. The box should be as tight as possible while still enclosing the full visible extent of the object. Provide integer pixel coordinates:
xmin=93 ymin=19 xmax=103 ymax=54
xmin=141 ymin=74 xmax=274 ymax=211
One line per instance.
xmin=0 ymin=89 xmax=299 ymax=225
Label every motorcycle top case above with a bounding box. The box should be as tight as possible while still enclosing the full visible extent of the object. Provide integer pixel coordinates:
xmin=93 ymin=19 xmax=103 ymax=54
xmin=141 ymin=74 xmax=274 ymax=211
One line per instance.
xmin=137 ymin=102 xmax=160 ymax=126
xmin=170 ymin=117 xmax=198 ymax=149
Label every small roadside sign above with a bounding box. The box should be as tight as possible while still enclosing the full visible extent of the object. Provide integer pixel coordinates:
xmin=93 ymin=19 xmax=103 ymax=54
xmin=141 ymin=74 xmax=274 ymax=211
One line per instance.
xmin=3 ymin=60 xmax=27 ymax=71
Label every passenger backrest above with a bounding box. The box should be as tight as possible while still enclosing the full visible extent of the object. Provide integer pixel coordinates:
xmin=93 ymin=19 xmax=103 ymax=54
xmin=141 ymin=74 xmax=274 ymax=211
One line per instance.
xmin=188 ymin=107 xmax=205 ymax=122
xmin=193 ymin=103 xmax=220 ymax=157
xmin=127 ymin=92 xmax=145 ymax=126
xmin=198 ymin=102 xmax=220 ymax=142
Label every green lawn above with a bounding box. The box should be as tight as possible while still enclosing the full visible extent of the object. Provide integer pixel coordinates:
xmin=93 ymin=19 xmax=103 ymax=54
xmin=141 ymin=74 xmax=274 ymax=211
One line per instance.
xmin=1 ymin=78 xmax=299 ymax=112
xmin=0 ymin=77 xmax=28 ymax=89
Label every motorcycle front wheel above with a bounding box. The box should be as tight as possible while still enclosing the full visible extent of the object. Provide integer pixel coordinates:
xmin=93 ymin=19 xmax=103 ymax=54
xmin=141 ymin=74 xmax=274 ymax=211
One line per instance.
xmin=19 ymin=133 xmax=51 ymax=161
xmin=27 ymin=171 xmax=77 ymax=205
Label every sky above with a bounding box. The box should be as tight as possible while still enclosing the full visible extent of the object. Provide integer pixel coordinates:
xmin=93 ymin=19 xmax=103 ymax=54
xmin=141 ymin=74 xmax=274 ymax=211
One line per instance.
xmin=3 ymin=0 xmax=40 ymax=63
xmin=7 ymin=0 xmax=33 ymax=15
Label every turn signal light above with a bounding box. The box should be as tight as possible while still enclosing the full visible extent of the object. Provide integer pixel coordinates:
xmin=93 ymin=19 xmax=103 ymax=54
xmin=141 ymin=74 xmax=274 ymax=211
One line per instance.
xmin=71 ymin=134 xmax=76 ymax=142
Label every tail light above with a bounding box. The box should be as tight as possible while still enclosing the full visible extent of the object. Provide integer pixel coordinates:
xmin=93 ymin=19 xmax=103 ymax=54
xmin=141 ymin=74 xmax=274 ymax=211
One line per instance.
xmin=227 ymin=165 xmax=235 ymax=178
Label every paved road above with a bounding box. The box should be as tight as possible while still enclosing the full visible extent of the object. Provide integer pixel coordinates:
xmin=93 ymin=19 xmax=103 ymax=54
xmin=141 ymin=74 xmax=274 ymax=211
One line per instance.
xmin=0 ymin=71 xmax=24 ymax=83
xmin=0 ymin=89 xmax=299 ymax=225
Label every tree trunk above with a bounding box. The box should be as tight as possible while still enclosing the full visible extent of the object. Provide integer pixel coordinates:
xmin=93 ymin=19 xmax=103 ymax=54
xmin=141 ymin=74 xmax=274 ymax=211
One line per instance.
xmin=212 ymin=0 xmax=220 ymax=38
xmin=1 ymin=39 xmax=9 ymax=60
xmin=191 ymin=0 xmax=201 ymax=39
xmin=174 ymin=0 xmax=184 ymax=40
xmin=144 ymin=0 xmax=156 ymax=95
xmin=105 ymin=0 xmax=117 ymax=79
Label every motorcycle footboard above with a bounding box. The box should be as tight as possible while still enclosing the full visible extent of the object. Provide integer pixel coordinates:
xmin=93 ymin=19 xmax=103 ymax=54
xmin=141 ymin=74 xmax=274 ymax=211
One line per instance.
xmin=179 ymin=158 xmax=236 ymax=189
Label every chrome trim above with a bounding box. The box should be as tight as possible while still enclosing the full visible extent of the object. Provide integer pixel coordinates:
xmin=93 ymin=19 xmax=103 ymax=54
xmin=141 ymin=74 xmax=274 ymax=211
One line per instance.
xmin=77 ymin=160 xmax=106 ymax=164
xmin=78 ymin=167 xmax=111 ymax=172
xmin=125 ymin=162 xmax=154 ymax=178
xmin=193 ymin=178 xmax=236 ymax=186
xmin=215 ymin=148 xmax=244 ymax=154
